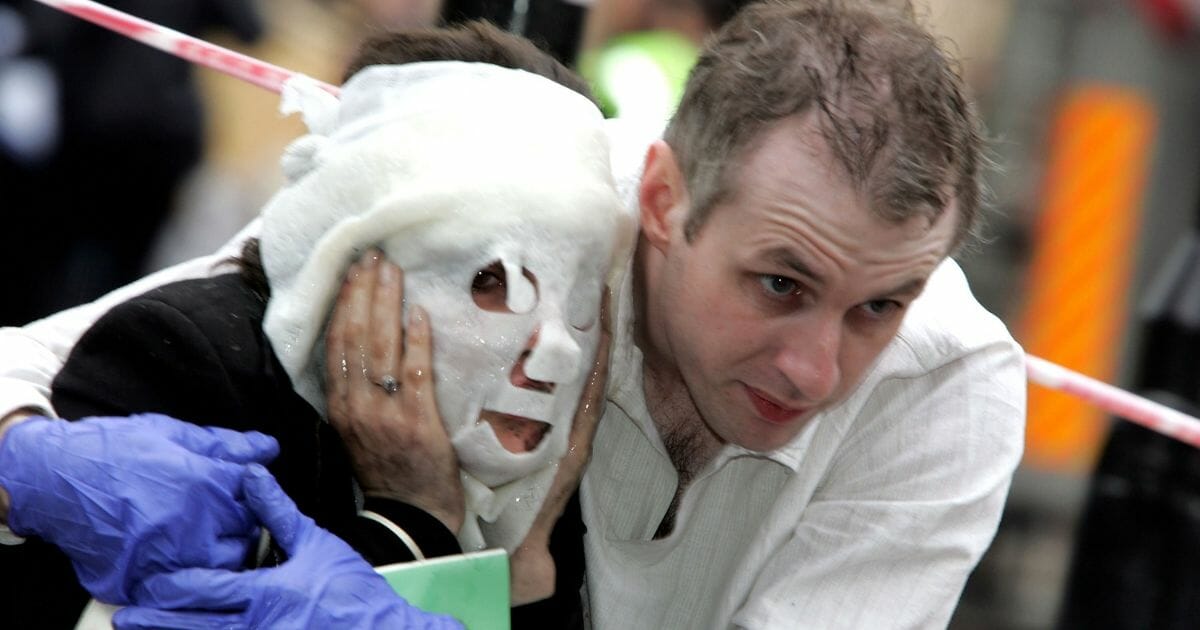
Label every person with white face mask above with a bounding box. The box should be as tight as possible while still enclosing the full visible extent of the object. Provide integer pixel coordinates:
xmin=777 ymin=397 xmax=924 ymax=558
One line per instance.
xmin=260 ymin=61 xmax=628 ymax=555
xmin=0 ymin=36 xmax=631 ymax=628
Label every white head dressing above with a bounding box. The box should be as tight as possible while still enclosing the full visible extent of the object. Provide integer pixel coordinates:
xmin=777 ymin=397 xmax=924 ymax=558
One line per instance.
xmin=260 ymin=62 xmax=633 ymax=551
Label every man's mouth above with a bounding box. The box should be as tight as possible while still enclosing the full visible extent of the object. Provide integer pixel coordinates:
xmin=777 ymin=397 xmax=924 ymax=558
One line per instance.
xmin=744 ymin=386 xmax=806 ymax=425
xmin=479 ymin=410 xmax=551 ymax=453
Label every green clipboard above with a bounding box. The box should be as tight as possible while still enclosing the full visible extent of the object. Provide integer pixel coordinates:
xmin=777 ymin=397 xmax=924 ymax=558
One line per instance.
xmin=376 ymin=549 xmax=511 ymax=630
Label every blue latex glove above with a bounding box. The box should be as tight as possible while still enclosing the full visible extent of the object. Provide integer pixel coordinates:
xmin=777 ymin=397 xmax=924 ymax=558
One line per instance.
xmin=0 ymin=413 xmax=279 ymax=603
xmin=114 ymin=464 xmax=465 ymax=630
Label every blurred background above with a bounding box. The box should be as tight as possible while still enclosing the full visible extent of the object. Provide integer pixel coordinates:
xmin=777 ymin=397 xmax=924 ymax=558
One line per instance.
xmin=2 ymin=0 xmax=1199 ymax=627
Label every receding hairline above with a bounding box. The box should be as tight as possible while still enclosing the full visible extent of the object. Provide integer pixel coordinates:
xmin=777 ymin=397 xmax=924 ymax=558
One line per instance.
xmin=669 ymin=0 xmax=986 ymax=251
xmin=682 ymin=110 xmax=963 ymax=246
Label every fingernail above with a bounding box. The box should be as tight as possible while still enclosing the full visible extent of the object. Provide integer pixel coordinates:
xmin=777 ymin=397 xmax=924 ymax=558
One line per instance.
xmin=246 ymin=463 xmax=269 ymax=480
xmin=244 ymin=465 xmax=272 ymax=495
xmin=409 ymin=305 xmax=426 ymax=326
xmin=379 ymin=262 xmax=397 ymax=285
xmin=250 ymin=433 xmax=280 ymax=456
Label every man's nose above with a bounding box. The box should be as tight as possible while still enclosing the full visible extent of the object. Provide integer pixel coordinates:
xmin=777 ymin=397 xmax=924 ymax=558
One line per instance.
xmin=519 ymin=321 xmax=583 ymax=387
xmin=773 ymin=314 xmax=841 ymax=403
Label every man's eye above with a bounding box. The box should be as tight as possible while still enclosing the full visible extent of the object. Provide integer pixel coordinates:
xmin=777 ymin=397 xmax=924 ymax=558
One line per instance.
xmin=759 ymin=275 xmax=799 ymax=297
xmin=860 ymin=299 xmax=901 ymax=319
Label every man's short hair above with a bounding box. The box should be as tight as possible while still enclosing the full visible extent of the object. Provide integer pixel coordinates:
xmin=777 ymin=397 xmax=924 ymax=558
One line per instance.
xmin=665 ymin=0 xmax=987 ymax=250
xmin=345 ymin=21 xmax=597 ymax=105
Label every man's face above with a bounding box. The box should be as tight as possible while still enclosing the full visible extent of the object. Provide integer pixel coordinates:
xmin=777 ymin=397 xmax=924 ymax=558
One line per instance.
xmin=648 ymin=115 xmax=957 ymax=452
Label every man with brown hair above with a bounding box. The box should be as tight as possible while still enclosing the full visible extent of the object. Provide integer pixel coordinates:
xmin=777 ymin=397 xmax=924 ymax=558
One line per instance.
xmin=577 ymin=2 xmax=1020 ymax=627
xmin=0 ymin=1 xmax=1024 ymax=627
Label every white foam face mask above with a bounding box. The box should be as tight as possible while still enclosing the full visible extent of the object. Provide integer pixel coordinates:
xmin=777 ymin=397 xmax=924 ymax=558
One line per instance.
xmin=260 ymin=62 xmax=632 ymax=552
xmin=381 ymin=213 xmax=611 ymax=549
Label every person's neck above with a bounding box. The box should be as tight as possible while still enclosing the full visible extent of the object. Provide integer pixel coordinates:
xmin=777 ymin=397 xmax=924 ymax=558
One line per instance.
xmin=641 ymin=354 xmax=725 ymax=540
xmin=632 ymin=239 xmax=724 ymax=479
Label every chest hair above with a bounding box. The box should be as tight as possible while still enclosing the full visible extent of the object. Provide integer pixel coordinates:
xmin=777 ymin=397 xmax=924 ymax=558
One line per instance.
xmin=645 ymin=376 xmax=722 ymax=539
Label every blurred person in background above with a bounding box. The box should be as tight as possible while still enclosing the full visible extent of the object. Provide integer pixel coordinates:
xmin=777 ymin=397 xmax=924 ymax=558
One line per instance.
xmin=0 ymin=0 xmax=263 ymax=326
xmin=441 ymin=0 xmax=587 ymax=65
xmin=577 ymin=0 xmax=754 ymax=127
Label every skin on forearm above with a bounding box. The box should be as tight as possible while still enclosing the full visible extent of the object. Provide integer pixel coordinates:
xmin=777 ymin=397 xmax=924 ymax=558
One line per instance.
xmin=0 ymin=409 xmax=37 ymax=523
xmin=509 ymin=527 xmax=555 ymax=606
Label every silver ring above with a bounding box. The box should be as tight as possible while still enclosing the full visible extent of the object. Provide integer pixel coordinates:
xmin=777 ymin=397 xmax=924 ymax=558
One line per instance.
xmin=377 ymin=374 xmax=400 ymax=394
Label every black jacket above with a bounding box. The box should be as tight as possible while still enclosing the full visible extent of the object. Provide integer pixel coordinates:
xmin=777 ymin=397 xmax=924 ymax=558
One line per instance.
xmin=6 ymin=272 xmax=582 ymax=627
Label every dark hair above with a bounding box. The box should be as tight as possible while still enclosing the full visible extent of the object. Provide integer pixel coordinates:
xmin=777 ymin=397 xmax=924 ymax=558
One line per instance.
xmin=234 ymin=237 xmax=270 ymax=300
xmin=693 ymin=0 xmax=760 ymax=30
xmin=233 ymin=21 xmax=601 ymax=292
xmin=665 ymin=0 xmax=987 ymax=250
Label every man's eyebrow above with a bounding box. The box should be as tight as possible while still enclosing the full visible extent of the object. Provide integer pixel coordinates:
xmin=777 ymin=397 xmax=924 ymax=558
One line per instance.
xmin=766 ymin=248 xmax=824 ymax=287
xmin=765 ymin=247 xmax=929 ymax=298
xmin=878 ymin=277 xmax=928 ymax=300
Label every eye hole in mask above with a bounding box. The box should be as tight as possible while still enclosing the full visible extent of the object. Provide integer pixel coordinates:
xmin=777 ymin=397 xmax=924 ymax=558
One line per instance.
xmin=568 ymin=284 xmax=598 ymax=332
xmin=471 ymin=261 xmax=539 ymax=313
xmin=571 ymin=314 xmax=596 ymax=333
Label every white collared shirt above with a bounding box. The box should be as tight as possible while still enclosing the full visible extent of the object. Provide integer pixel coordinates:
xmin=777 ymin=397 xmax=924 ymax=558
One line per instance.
xmin=582 ymin=258 xmax=1026 ymax=629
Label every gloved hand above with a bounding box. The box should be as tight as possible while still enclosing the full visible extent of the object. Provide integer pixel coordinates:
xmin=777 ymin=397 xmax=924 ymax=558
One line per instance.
xmin=115 ymin=464 xmax=465 ymax=630
xmin=0 ymin=413 xmax=280 ymax=604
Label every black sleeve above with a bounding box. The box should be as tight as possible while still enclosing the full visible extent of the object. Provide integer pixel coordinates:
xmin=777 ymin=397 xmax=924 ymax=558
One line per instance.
xmin=52 ymin=280 xmax=465 ymax=570
xmin=52 ymin=284 xmax=360 ymax=532
xmin=0 ymin=537 xmax=92 ymax=630
xmin=510 ymin=490 xmax=587 ymax=630
xmin=339 ymin=497 xmax=464 ymax=566
xmin=52 ymin=294 xmax=251 ymax=425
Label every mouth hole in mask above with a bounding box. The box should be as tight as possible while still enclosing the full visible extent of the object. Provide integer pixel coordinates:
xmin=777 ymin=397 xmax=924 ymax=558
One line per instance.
xmin=479 ymin=410 xmax=552 ymax=453
xmin=471 ymin=261 xmax=538 ymax=313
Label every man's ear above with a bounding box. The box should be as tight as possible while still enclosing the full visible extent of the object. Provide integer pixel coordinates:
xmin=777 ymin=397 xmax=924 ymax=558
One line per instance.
xmin=638 ymin=140 xmax=688 ymax=253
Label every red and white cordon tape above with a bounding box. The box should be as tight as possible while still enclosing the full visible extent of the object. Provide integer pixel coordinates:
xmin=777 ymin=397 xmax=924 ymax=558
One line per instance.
xmin=1026 ymin=354 xmax=1200 ymax=448
xmin=32 ymin=0 xmax=1200 ymax=450
xmin=30 ymin=0 xmax=339 ymax=96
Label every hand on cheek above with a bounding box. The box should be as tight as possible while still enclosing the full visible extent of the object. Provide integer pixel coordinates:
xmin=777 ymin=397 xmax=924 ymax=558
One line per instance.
xmin=324 ymin=250 xmax=465 ymax=535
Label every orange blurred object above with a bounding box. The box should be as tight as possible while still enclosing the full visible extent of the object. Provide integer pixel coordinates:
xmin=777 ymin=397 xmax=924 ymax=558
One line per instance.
xmin=1019 ymin=85 xmax=1157 ymax=472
